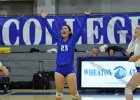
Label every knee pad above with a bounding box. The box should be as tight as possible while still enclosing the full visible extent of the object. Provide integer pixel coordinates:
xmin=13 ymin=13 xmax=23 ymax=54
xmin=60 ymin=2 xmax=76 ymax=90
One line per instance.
xmin=56 ymin=92 xmax=63 ymax=99
xmin=125 ymin=87 xmax=133 ymax=95
xmin=72 ymin=92 xmax=79 ymax=99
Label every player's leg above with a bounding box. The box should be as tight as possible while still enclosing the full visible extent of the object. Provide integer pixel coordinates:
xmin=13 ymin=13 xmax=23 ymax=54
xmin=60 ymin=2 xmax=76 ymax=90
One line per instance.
xmin=125 ymin=72 xmax=140 ymax=100
xmin=55 ymin=72 xmax=65 ymax=100
xmin=66 ymin=73 xmax=79 ymax=100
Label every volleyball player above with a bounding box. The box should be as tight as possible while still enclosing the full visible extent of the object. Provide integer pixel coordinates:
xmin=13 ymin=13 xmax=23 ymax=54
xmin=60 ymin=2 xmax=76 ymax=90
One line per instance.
xmin=125 ymin=24 xmax=140 ymax=100
xmin=40 ymin=10 xmax=91 ymax=100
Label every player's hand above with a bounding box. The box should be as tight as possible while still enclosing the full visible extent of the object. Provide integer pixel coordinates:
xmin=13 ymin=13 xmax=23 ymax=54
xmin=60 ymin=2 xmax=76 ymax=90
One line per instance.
xmin=40 ymin=9 xmax=47 ymax=18
xmin=129 ymin=55 xmax=139 ymax=62
xmin=84 ymin=10 xmax=92 ymax=14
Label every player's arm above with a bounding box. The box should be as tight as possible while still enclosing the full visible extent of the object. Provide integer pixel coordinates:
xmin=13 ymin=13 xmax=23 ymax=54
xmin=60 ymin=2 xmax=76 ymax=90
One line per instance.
xmin=73 ymin=10 xmax=91 ymax=42
xmin=40 ymin=10 xmax=61 ymax=41
xmin=0 ymin=65 xmax=9 ymax=77
xmin=129 ymin=54 xmax=140 ymax=62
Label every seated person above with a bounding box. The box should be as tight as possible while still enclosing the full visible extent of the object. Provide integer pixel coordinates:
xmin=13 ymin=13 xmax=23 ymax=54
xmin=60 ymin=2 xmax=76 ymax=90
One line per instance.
xmin=88 ymin=47 xmax=100 ymax=57
xmin=100 ymin=44 xmax=133 ymax=57
xmin=107 ymin=48 xmax=115 ymax=56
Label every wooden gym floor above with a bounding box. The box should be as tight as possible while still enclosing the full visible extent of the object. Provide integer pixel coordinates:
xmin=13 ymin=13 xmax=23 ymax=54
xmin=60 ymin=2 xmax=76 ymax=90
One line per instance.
xmin=0 ymin=89 xmax=140 ymax=100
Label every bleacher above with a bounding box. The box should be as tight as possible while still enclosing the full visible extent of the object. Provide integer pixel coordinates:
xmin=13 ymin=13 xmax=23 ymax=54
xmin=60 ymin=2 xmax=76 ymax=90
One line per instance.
xmin=0 ymin=44 xmax=128 ymax=81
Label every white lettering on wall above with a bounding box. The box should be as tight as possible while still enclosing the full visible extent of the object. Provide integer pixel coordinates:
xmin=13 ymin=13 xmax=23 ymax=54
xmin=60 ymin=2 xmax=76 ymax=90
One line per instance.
xmin=129 ymin=16 xmax=140 ymax=35
xmin=45 ymin=19 xmax=54 ymax=45
xmin=23 ymin=18 xmax=42 ymax=45
xmin=107 ymin=17 xmax=126 ymax=44
xmin=87 ymin=18 xmax=103 ymax=44
xmin=2 ymin=19 xmax=19 ymax=45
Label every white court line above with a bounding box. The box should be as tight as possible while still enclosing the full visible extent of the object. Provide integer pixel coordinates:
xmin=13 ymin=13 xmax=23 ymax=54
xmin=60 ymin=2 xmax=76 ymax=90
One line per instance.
xmin=81 ymin=95 xmax=140 ymax=100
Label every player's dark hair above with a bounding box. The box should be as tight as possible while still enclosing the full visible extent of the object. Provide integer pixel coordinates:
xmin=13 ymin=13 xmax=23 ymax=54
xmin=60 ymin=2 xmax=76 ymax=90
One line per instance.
xmin=65 ymin=25 xmax=72 ymax=38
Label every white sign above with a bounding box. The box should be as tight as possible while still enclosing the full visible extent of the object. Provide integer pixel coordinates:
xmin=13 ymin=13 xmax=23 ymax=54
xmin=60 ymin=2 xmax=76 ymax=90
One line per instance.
xmin=81 ymin=61 xmax=137 ymax=88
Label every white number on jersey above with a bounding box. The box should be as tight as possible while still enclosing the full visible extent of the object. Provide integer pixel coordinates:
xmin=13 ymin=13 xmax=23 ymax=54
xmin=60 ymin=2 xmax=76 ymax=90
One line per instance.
xmin=61 ymin=45 xmax=68 ymax=51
